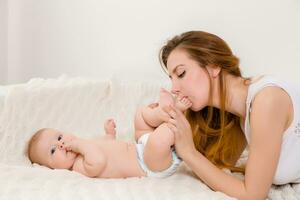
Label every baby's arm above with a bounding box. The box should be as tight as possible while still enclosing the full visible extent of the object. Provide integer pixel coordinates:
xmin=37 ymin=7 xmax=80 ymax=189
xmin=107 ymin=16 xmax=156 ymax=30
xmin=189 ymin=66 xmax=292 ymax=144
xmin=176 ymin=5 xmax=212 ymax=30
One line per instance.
xmin=66 ymin=139 xmax=107 ymax=177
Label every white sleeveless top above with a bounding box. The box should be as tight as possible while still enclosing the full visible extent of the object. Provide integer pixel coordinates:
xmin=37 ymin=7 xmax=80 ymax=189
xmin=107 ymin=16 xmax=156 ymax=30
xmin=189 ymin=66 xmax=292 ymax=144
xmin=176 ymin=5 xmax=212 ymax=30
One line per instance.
xmin=243 ymin=75 xmax=300 ymax=185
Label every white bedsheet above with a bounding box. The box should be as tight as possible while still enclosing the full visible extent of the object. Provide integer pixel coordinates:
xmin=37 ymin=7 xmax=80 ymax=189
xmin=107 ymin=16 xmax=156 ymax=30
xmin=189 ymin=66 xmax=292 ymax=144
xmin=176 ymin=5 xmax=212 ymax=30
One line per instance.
xmin=0 ymin=76 xmax=299 ymax=200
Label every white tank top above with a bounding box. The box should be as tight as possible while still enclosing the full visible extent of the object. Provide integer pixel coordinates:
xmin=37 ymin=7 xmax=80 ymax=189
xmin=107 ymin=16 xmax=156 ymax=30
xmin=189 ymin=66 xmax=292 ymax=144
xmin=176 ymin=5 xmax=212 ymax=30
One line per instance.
xmin=243 ymin=75 xmax=300 ymax=185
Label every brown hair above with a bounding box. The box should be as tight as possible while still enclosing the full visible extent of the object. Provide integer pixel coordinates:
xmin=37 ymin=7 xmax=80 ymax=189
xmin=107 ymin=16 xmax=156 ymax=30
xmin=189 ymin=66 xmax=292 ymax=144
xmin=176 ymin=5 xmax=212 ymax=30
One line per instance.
xmin=27 ymin=128 xmax=47 ymax=164
xmin=159 ymin=31 xmax=247 ymax=173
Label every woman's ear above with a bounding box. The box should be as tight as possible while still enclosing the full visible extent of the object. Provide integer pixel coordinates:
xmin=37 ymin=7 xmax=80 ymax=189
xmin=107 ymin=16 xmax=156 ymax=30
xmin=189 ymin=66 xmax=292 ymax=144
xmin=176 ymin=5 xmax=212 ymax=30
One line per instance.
xmin=206 ymin=65 xmax=221 ymax=79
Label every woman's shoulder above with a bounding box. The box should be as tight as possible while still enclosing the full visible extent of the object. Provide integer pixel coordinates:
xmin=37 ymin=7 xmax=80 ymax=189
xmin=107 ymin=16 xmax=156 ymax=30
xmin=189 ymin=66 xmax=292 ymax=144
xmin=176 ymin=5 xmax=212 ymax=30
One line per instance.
xmin=250 ymin=75 xmax=291 ymax=104
xmin=248 ymin=76 xmax=292 ymax=121
xmin=247 ymin=75 xmax=292 ymax=103
xmin=248 ymin=74 xmax=297 ymax=88
xmin=250 ymin=85 xmax=292 ymax=128
xmin=252 ymin=86 xmax=291 ymax=105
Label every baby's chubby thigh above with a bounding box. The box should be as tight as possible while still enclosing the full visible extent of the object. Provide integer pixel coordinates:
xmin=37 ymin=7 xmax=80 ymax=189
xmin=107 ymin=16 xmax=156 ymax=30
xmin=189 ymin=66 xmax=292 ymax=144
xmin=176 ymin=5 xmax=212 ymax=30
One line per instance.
xmin=143 ymin=123 xmax=174 ymax=172
xmin=134 ymin=107 xmax=154 ymax=141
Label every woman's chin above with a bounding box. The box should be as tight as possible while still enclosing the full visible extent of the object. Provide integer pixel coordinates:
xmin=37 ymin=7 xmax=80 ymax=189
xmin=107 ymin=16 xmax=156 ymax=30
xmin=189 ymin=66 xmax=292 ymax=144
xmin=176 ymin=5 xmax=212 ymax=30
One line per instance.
xmin=190 ymin=104 xmax=202 ymax=112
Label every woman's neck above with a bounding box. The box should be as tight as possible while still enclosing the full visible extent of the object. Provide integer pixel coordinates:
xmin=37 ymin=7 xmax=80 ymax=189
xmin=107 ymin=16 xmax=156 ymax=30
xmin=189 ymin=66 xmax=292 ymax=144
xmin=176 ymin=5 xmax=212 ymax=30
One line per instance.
xmin=211 ymin=72 xmax=249 ymax=119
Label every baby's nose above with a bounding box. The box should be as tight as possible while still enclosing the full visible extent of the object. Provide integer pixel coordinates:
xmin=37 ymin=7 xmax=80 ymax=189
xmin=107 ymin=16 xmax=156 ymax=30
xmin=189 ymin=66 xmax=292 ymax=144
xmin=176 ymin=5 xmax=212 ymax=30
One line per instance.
xmin=58 ymin=141 xmax=65 ymax=150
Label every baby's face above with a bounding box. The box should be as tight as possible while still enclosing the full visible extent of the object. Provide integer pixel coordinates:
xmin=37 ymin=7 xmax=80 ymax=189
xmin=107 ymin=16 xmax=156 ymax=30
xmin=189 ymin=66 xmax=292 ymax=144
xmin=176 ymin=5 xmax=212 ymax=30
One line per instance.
xmin=33 ymin=129 xmax=77 ymax=169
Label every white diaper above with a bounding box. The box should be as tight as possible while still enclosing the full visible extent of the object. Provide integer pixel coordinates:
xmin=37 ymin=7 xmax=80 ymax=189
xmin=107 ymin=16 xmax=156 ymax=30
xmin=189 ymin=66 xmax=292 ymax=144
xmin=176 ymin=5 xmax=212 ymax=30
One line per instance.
xmin=135 ymin=133 xmax=182 ymax=178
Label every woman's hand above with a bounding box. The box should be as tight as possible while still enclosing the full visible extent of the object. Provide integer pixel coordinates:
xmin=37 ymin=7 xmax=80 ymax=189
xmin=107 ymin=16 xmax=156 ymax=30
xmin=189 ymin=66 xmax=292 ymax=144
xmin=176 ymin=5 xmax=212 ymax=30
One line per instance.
xmin=165 ymin=105 xmax=197 ymax=159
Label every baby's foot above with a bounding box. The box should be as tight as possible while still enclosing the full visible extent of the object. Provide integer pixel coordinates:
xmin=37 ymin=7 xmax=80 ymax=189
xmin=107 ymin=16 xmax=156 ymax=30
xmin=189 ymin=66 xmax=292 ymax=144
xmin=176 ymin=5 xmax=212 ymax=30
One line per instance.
xmin=159 ymin=88 xmax=175 ymax=108
xmin=175 ymin=95 xmax=192 ymax=112
xmin=104 ymin=119 xmax=116 ymax=136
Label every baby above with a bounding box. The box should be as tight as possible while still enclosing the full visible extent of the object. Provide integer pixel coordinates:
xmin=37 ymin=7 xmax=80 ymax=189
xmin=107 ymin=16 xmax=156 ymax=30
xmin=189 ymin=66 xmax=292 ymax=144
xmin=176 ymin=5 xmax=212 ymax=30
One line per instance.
xmin=27 ymin=88 xmax=192 ymax=178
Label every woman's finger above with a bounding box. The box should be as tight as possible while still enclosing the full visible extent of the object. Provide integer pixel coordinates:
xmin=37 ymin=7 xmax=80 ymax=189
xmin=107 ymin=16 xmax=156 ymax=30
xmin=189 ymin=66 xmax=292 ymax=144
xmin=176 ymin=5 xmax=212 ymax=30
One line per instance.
xmin=167 ymin=122 xmax=178 ymax=133
xmin=164 ymin=105 xmax=178 ymax=118
xmin=170 ymin=104 xmax=182 ymax=115
xmin=162 ymin=105 xmax=174 ymax=118
xmin=169 ymin=110 xmax=177 ymax=119
xmin=170 ymin=104 xmax=189 ymax=123
xmin=168 ymin=118 xmax=177 ymax=125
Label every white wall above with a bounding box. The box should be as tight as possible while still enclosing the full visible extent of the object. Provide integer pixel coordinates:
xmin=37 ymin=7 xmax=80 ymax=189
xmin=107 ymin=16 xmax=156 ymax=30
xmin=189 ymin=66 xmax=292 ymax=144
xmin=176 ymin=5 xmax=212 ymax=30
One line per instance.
xmin=3 ymin=0 xmax=300 ymax=84
xmin=0 ymin=0 xmax=7 ymax=84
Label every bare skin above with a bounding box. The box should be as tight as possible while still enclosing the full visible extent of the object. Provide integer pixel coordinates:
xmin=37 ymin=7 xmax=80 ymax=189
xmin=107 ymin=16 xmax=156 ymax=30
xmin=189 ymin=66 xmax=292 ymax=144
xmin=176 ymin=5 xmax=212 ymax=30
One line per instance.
xmin=164 ymin=48 xmax=294 ymax=199
xmin=29 ymin=88 xmax=191 ymax=178
xmin=134 ymin=88 xmax=191 ymax=172
xmin=31 ymin=127 xmax=146 ymax=178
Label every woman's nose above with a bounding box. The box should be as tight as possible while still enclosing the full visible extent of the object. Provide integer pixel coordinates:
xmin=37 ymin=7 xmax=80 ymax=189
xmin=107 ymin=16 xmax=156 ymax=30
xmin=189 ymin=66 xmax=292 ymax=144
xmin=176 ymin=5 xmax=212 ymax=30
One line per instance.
xmin=171 ymin=82 xmax=180 ymax=95
xmin=171 ymin=89 xmax=179 ymax=95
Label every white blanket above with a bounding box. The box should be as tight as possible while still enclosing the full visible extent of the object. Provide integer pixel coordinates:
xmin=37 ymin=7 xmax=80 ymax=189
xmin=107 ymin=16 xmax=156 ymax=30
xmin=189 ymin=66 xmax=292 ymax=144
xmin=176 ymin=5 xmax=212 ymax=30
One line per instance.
xmin=0 ymin=76 xmax=298 ymax=200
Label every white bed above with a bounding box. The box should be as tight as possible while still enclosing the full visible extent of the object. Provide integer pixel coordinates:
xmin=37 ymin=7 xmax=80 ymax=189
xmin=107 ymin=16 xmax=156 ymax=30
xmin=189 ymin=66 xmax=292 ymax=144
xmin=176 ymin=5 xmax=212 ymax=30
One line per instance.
xmin=0 ymin=76 xmax=298 ymax=200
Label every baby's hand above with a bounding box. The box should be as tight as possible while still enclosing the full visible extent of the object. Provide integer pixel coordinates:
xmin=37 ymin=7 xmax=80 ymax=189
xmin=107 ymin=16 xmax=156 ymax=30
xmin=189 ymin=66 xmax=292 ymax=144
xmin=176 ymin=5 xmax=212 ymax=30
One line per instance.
xmin=64 ymin=138 xmax=82 ymax=154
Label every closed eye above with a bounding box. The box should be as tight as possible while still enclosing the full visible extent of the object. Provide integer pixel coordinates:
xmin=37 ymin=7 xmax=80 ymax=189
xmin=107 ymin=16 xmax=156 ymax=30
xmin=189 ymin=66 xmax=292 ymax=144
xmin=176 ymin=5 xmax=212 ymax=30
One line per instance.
xmin=178 ymin=71 xmax=185 ymax=78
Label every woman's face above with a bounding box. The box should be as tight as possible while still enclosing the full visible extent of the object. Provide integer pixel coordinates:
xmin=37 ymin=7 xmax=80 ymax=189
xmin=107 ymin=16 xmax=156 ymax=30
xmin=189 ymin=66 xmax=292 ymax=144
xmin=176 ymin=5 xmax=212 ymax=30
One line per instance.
xmin=166 ymin=48 xmax=210 ymax=111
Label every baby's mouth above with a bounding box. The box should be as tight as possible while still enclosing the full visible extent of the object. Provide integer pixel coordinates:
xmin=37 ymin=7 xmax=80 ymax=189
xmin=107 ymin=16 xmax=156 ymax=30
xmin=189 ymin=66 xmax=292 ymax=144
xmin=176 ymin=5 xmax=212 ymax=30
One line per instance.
xmin=66 ymin=150 xmax=73 ymax=155
xmin=67 ymin=150 xmax=78 ymax=157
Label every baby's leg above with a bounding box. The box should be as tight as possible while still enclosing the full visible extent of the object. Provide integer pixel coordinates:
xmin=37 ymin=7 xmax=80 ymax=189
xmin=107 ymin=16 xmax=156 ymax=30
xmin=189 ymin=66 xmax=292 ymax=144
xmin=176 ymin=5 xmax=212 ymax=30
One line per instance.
xmin=139 ymin=104 xmax=169 ymax=128
xmin=143 ymin=123 xmax=174 ymax=172
xmin=134 ymin=107 xmax=155 ymax=141
xmin=140 ymin=88 xmax=174 ymax=128
xmin=159 ymin=88 xmax=175 ymax=108
xmin=175 ymin=94 xmax=192 ymax=112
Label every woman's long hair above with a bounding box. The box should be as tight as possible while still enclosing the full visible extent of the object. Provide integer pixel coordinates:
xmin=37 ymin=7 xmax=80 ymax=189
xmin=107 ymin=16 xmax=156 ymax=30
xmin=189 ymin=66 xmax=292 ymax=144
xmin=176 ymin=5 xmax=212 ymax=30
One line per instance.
xmin=159 ymin=31 xmax=247 ymax=173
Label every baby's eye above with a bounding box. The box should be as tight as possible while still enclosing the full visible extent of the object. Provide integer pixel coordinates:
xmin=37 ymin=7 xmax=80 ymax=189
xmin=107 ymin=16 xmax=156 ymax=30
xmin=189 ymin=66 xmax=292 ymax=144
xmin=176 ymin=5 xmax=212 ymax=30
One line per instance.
xmin=51 ymin=147 xmax=56 ymax=155
xmin=58 ymin=134 xmax=62 ymax=141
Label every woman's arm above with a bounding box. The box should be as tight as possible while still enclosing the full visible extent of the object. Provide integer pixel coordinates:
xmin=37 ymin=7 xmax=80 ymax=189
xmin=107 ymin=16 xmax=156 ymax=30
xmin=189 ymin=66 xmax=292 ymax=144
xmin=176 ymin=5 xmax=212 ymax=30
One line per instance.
xmin=167 ymin=87 xmax=291 ymax=200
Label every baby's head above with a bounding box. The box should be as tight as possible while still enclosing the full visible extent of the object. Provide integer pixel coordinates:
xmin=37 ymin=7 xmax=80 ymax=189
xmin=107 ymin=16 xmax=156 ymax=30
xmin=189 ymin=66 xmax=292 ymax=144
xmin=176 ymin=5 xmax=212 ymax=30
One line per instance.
xmin=27 ymin=128 xmax=77 ymax=169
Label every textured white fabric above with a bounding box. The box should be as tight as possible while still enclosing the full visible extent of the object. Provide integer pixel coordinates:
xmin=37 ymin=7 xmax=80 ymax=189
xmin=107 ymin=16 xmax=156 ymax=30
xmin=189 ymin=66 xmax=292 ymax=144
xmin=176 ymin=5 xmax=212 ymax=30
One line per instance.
xmin=0 ymin=76 xmax=299 ymax=199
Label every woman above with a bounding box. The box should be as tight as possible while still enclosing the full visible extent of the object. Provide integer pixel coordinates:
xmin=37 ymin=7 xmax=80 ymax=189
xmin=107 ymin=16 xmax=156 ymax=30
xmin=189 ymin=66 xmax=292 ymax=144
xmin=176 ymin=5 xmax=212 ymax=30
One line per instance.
xmin=160 ymin=31 xmax=300 ymax=199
